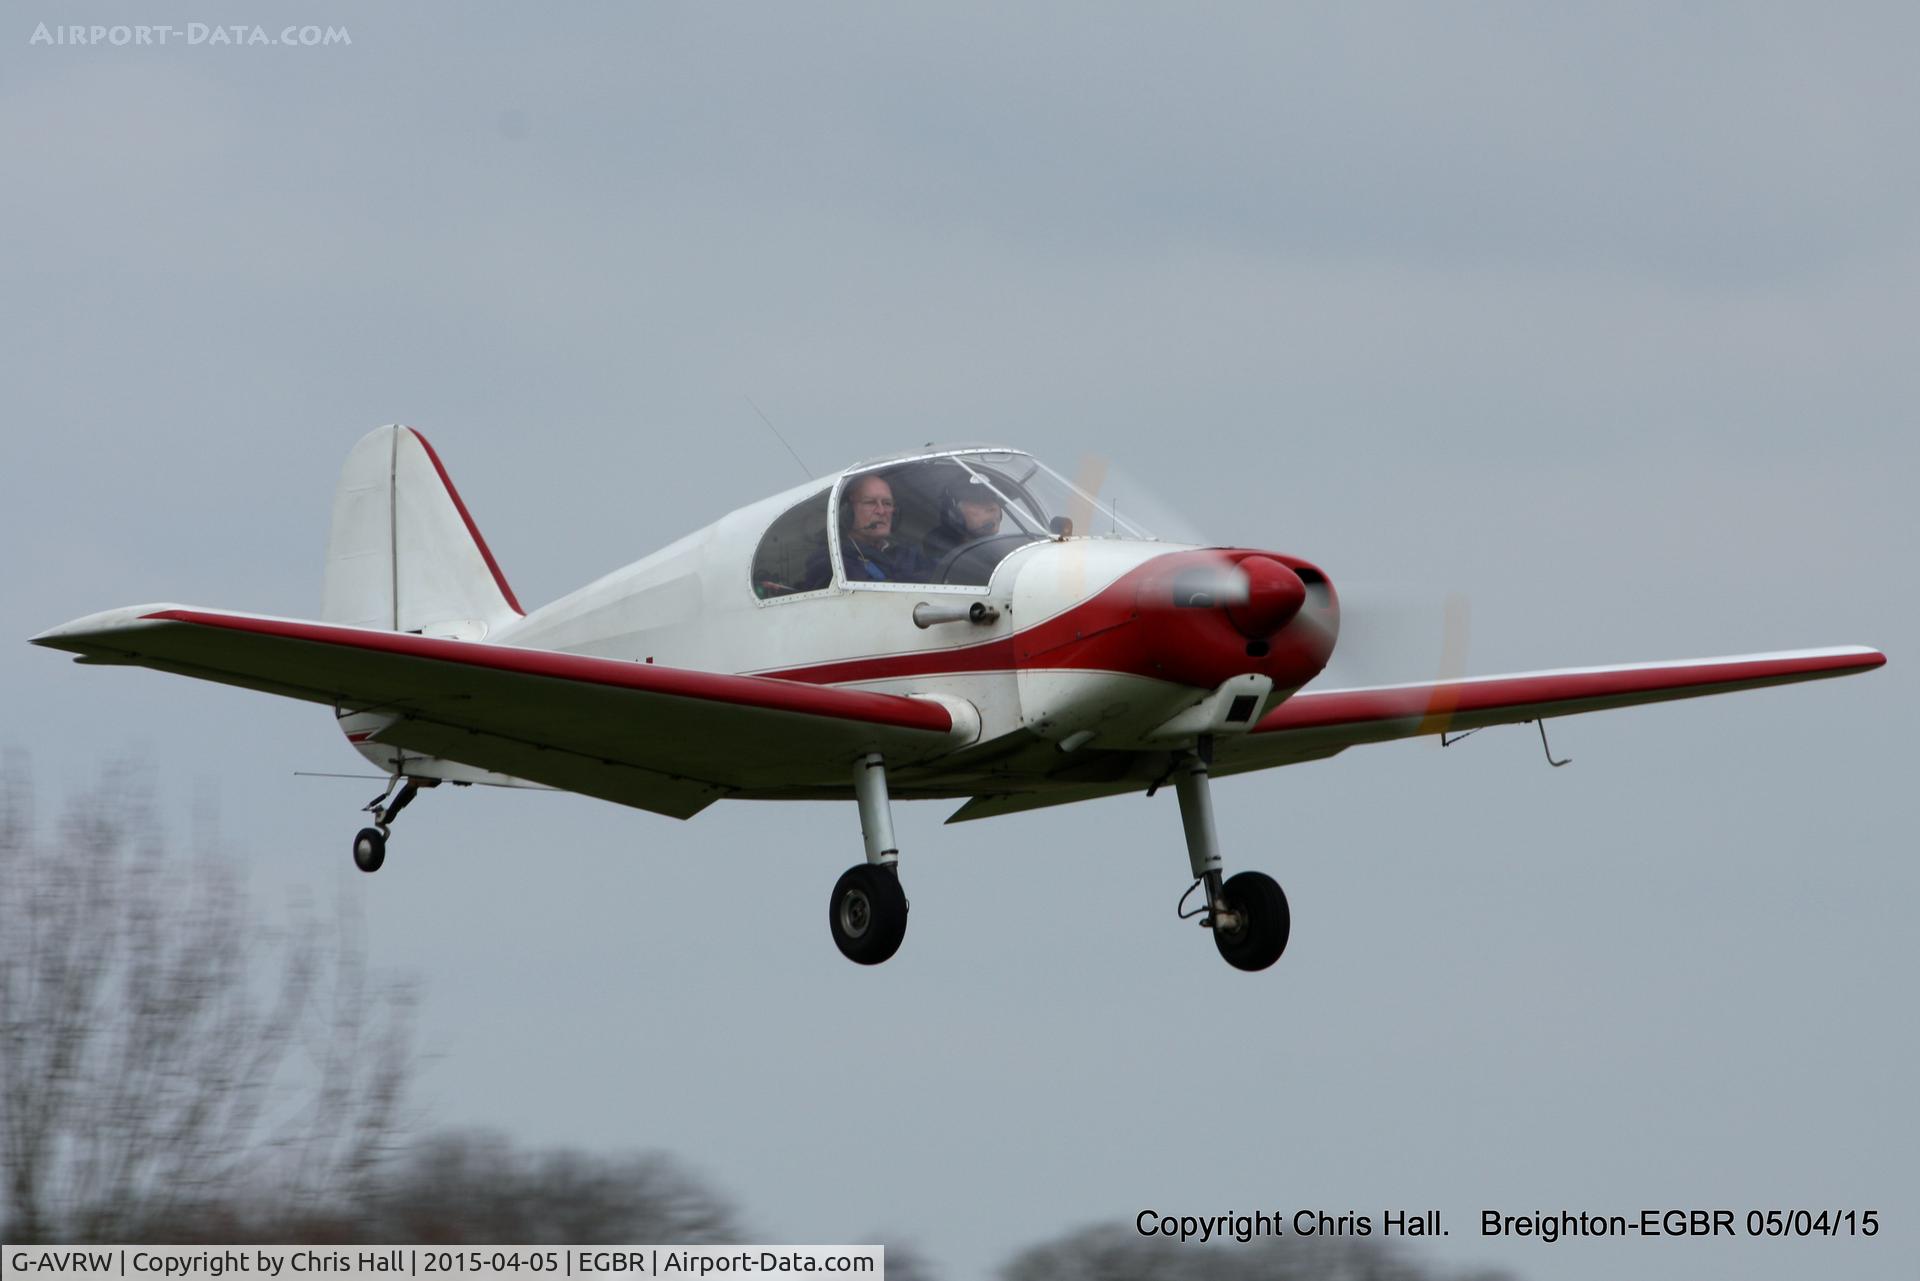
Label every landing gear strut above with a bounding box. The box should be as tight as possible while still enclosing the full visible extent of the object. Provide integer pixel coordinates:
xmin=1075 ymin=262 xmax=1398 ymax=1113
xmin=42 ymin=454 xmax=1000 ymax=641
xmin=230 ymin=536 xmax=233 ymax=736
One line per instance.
xmin=1174 ymin=748 xmax=1290 ymax=971
xmin=828 ymin=753 xmax=909 ymax=965
xmin=353 ymin=775 xmax=436 ymax=874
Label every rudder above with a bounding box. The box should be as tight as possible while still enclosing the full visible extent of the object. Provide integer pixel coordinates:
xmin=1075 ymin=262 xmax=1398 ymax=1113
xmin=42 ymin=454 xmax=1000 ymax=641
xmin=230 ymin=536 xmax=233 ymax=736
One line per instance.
xmin=322 ymin=425 xmax=524 ymax=638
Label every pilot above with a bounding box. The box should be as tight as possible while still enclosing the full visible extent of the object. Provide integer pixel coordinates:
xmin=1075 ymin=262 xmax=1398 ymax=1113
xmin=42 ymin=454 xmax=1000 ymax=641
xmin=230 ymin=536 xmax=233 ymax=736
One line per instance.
xmin=922 ymin=475 xmax=1006 ymax=562
xmin=817 ymin=473 xmax=931 ymax=584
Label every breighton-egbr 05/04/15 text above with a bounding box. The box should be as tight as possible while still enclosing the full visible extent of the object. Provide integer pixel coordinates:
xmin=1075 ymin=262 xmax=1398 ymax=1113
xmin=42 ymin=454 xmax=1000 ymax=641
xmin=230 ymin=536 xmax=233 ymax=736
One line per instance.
xmin=1482 ymin=1209 xmax=1881 ymax=1242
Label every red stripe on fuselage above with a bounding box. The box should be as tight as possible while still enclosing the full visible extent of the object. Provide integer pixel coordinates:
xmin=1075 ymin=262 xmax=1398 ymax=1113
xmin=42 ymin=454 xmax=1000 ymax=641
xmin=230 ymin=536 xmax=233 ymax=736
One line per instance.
xmin=763 ymin=635 xmax=1018 ymax=685
xmin=764 ymin=549 xmax=1336 ymax=693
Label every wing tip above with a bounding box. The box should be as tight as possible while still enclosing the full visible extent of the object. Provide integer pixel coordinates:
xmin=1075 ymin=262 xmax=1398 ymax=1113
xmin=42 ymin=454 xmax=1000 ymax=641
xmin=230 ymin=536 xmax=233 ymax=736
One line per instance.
xmin=1821 ymin=644 xmax=1887 ymax=674
xmin=29 ymin=603 xmax=186 ymax=648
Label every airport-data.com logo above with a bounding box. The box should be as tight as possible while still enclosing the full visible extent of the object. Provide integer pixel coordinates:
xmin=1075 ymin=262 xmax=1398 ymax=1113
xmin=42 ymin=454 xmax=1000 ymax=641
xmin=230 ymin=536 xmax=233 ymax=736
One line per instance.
xmin=29 ymin=21 xmax=351 ymax=48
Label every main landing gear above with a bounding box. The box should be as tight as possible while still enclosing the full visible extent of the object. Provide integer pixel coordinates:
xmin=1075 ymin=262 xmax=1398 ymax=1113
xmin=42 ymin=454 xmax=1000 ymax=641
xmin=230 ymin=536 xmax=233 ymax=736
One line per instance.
xmin=1174 ymin=748 xmax=1290 ymax=971
xmin=824 ymin=749 xmax=1288 ymax=970
xmin=828 ymin=753 xmax=909 ymax=965
xmin=352 ymin=775 xmax=437 ymax=873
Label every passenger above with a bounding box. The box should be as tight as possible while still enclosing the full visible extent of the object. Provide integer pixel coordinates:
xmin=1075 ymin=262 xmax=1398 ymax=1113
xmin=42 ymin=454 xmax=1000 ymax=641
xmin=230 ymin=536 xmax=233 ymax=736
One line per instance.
xmin=923 ymin=476 xmax=1006 ymax=562
xmin=809 ymin=473 xmax=931 ymax=584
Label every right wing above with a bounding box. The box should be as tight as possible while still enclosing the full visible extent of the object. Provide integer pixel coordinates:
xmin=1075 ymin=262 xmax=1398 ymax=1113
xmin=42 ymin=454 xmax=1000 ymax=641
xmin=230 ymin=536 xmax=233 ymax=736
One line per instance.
xmin=32 ymin=605 xmax=977 ymax=818
xmin=1223 ymin=646 xmax=1885 ymax=771
xmin=945 ymin=646 xmax=1884 ymax=822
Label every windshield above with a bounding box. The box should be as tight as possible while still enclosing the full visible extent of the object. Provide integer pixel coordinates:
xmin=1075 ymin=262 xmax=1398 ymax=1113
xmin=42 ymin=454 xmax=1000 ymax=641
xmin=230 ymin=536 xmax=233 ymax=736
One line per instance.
xmin=952 ymin=452 xmax=1154 ymax=541
xmin=834 ymin=449 xmax=1157 ymax=588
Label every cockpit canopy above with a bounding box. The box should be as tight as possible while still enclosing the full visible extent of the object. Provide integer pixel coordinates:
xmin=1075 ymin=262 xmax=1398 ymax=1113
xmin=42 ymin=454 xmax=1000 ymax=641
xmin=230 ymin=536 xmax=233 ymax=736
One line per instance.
xmin=751 ymin=447 xmax=1155 ymax=599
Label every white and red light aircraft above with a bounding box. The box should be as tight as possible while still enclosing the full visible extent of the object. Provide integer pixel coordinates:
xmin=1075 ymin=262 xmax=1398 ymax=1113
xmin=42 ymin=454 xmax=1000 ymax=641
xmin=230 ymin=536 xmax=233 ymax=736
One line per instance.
xmin=33 ymin=428 xmax=1885 ymax=970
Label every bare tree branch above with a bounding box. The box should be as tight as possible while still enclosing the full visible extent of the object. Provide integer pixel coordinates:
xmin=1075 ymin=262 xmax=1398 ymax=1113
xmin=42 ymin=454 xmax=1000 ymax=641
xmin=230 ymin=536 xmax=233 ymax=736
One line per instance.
xmin=0 ymin=758 xmax=414 ymax=1242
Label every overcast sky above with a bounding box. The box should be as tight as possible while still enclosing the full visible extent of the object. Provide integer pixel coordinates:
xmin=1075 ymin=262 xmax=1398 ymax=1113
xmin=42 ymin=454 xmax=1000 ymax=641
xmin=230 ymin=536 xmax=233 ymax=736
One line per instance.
xmin=4 ymin=4 xmax=1915 ymax=1277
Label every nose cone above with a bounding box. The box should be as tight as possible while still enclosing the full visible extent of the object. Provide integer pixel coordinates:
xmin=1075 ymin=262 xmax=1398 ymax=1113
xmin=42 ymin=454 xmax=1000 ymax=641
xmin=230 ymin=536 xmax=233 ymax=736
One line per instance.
xmin=1003 ymin=543 xmax=1337 ymax=701
xmin=1227 ymin=555 xmax=1307 ymax=639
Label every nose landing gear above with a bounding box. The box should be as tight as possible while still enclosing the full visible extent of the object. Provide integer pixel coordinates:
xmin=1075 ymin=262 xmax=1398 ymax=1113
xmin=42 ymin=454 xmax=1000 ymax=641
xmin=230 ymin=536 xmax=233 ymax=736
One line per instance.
xmin=1174 ymin=748 xmax=1290 ymax=971
xmin=352 ymin=775 xmax=436 ymax=874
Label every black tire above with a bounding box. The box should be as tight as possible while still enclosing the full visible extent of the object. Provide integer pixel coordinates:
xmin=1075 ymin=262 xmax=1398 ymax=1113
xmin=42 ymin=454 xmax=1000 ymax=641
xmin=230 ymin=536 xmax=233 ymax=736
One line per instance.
xmin=352 ymin=827 xmax=387 ymax=874
xmin=1213 ymin=870 xmax=1289 ymax=971
xmin=828 ymin=864 xmax=908 ymax=965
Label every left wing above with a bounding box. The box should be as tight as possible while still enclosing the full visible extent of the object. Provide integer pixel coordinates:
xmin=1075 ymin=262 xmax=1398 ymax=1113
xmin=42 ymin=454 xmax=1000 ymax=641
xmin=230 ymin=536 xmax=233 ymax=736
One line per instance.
xmin=31 ymin=605 xmax=977 ymax=818
xmin=1221 ymin=646 xmax=1884 ymax=772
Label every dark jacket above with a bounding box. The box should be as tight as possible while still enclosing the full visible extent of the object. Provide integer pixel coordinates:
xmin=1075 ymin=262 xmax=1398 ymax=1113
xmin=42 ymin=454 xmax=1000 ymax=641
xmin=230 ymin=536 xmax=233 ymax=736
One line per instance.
xmin=803 ymin=537 xmax=933 ymax=587
xmin=841 ymin=536 xmax=932 ymax=583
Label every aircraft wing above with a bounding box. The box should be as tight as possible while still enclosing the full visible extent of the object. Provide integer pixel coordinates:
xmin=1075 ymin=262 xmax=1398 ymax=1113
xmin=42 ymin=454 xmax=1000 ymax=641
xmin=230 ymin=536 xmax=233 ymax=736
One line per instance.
xmin=31 ymin=605 xmax=975 ymax=819
xmin=1223 ymin=646 xmax=1885 ymax=771
xmin=939 ymin=646 xmax=1882 ymax=823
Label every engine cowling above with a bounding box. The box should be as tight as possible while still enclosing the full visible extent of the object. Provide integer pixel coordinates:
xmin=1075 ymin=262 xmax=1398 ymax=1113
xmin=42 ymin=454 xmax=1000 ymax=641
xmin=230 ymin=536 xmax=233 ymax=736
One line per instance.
xmin=1007 ymin=543 xmax=1339 ymax=745
xmin=1131 ymin=548 xmax=1338 ymax=691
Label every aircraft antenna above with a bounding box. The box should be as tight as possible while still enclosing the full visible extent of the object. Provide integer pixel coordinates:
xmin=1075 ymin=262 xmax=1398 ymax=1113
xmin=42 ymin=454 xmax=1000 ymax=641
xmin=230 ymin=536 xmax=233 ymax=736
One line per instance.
xmin=745 ymin=395 xmax=813 ymax=480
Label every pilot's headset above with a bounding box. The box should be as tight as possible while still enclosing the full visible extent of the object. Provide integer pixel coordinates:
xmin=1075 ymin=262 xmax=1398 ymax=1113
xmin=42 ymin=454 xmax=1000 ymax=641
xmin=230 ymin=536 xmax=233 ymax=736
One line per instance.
xmin=939 ymin=471 xmax=1002 ymax=532
xmin=839 ymin=473 xmax=870 ymax=532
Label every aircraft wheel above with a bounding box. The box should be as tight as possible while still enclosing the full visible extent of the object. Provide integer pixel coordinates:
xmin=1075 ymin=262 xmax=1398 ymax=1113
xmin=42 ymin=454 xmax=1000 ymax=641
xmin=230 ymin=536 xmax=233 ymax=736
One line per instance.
xmin=1213 ymin=870 xmax=1289 ymax=971
xmin=352 ymin=827 xmax=387 ymax=874
xmin=829 ymin=864 xmax=908 ymax=965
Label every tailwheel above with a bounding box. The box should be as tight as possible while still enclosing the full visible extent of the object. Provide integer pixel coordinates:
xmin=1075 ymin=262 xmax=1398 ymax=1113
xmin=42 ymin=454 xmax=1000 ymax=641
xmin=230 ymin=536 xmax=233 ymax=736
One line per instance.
xmin=829 ymin=864 xmax=908 ymax=965
xmin=352 ymin=826 xmax=387 ymax=874
xmin=1211 ymin=870 xmax=1290 ymax=972
xmin=353 ymin=775 xmax=435 ymax=874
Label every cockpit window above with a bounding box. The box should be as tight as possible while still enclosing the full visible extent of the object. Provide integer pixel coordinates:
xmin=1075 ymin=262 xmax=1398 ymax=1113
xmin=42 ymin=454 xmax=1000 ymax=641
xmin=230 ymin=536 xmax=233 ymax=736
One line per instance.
xmin=831 ymin=468 xmax=938 ymax=586
xmin=831 ymin=451 xmax=1137 ymax=588
xmin=751 ymin=489 xmax=831 ymax=599
xmin=756 ymin=449 xmax=1159 ymax=597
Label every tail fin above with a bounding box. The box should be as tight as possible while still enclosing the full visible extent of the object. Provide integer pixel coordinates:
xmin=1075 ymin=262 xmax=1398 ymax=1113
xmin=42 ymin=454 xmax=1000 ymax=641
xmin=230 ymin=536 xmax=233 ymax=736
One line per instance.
xmin=322 ymin=426 xmax=524 ymax=638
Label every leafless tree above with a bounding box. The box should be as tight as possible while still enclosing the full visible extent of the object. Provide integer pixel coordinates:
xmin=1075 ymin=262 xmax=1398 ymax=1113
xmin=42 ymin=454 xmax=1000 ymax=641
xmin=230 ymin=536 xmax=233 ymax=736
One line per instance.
xmin=351 ymin=1130 xmax=747 ymax=1244
xmin=999 ymin=1222 xmax=1520 ymax=1281
xmin=0 ymin=757 xmax=413 ymax=1242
